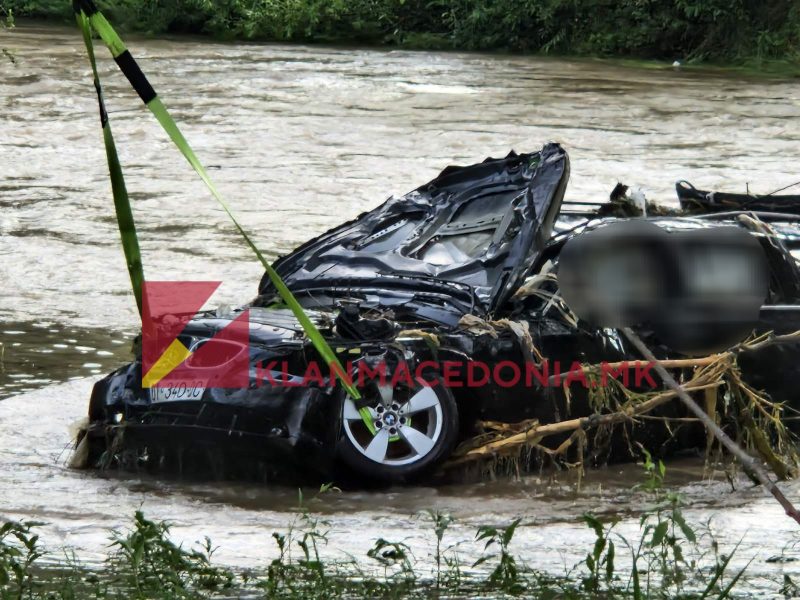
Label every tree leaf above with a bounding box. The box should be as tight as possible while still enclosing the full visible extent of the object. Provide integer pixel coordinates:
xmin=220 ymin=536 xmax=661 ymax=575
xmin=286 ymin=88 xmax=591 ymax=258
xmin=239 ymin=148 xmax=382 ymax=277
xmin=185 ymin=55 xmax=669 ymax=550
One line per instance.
xmin=650 ymin=521 xmax=669 ymax=547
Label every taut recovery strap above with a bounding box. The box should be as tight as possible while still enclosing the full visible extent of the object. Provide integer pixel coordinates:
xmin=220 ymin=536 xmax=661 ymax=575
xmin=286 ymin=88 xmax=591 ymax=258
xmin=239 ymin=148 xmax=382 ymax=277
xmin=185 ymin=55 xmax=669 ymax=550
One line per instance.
xmin=73 ymin=0 xmax=361 ymax=401
xmin=76 ymin=11 xmax=144 ymax=315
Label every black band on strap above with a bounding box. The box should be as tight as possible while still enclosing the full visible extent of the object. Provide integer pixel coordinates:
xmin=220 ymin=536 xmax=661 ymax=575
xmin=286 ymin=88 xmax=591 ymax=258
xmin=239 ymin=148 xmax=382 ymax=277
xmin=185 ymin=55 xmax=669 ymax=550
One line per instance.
xmin=72 ymin=0 xmax=99 ymax=16
xmin=93 ymin=78 xmax=109 ymax=127
xmin=114 ymin=50 xmax=157 ymax=105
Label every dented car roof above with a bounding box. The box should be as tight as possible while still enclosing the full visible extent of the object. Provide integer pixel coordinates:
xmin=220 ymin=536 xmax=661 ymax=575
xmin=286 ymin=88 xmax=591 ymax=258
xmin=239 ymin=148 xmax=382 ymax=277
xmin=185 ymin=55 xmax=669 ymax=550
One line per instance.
xmin=257 ymin=142 xmax=569 ymax=325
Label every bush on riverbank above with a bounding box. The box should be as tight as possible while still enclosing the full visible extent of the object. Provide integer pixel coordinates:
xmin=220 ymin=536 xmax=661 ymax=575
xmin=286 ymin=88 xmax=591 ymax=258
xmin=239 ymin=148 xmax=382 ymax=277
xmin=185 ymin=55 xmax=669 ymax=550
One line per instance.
xmin=3 ymin=0 xmax=799 ymax=63
xmin=0 ymin=457 xmax=793 ymax=599
xmin=0 ymin=483 xmax=765 ymax=599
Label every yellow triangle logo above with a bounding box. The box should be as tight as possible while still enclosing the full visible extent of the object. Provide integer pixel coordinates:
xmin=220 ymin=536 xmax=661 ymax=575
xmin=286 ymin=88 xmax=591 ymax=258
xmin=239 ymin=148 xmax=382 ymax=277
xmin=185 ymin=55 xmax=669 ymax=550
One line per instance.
xmin=142 ymin=338 xmax=191 ymax=388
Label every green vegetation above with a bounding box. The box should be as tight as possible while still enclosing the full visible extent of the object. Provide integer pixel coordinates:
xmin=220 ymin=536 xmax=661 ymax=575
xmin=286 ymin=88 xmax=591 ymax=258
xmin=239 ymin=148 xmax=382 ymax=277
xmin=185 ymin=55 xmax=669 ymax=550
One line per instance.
xmin=3 ymin=0 xmax=800 ymax=64
xmin=1 ymin=5 xmax=13 ymax=27
xmin=1 ymin=5 xmax=15 ymax=63
xmin=0 ymin=461 xmax=788 ymax=599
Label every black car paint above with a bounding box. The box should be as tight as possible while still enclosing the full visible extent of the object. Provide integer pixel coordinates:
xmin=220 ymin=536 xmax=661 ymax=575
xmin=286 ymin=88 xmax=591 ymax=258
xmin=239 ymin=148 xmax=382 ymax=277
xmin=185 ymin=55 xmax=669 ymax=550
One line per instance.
xmin=257 ymin=142 xmax=570 ymax=325
xmin=84 ymin=143 xmax=800 ymax=482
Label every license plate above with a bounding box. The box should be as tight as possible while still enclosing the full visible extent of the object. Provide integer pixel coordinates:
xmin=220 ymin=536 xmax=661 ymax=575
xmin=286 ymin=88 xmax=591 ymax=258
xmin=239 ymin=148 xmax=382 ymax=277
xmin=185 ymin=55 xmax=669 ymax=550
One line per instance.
xmin=150 ymin=383 xmax=205 ymax=403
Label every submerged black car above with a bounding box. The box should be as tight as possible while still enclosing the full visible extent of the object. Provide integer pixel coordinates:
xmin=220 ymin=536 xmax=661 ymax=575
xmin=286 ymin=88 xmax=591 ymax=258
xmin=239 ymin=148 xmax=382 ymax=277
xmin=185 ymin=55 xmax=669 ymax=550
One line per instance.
xmin=81 ymin=143 xmax=800 ymax=484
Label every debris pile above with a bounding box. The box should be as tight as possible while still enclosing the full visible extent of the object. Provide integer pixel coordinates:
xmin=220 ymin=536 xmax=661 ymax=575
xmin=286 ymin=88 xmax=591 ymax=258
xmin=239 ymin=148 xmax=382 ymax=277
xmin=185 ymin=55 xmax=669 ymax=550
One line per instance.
xmin=446 ymin=330 xmax=800 ymax=483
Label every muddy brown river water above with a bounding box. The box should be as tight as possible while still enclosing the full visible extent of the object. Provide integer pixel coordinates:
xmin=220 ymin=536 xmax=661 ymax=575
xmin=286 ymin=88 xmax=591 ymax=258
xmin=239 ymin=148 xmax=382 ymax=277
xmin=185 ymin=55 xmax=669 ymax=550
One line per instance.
xmin=2 ymin=22 xmax=800 ymax=594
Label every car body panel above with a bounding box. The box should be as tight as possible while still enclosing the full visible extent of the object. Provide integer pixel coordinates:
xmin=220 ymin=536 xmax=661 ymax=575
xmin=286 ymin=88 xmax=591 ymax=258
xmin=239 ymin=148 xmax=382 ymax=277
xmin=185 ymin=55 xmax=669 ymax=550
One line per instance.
xmin=81 ymin=144 xmax=800 ymax=483
xmin=257 ymin=143 xmax=569 ymax=325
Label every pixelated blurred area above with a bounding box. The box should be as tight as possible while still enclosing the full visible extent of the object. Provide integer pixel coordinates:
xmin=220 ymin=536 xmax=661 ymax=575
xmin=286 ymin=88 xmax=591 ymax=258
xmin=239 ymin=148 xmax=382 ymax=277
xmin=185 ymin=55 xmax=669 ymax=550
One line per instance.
xmin=558 ymin=221 xmax=768 ymax=355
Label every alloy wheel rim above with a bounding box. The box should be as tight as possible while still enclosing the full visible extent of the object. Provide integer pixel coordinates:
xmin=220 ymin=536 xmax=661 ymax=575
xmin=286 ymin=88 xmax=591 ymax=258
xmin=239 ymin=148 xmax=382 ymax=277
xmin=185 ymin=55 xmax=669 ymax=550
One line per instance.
xmin=343 ymin=380 xmax=443 ymax=466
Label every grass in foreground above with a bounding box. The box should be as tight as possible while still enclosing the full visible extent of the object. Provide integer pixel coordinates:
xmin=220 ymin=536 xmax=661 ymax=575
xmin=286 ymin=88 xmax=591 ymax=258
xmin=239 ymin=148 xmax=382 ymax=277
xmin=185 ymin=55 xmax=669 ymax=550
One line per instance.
xmin=1 ymin=457 xmax=785 ymax=599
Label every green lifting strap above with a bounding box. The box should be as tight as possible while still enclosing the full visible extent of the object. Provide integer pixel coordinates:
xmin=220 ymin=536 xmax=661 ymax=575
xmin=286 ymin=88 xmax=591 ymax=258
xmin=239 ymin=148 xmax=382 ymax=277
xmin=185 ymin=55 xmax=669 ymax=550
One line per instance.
xmin=76 ymin=11 xmax=144 ymax=315
xmin=73 ymin=0 xmax=362 ymax=403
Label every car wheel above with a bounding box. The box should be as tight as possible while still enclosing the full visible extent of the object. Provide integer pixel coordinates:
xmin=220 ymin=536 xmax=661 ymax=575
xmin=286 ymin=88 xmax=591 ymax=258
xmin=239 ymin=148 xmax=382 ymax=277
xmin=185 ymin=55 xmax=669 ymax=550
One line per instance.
xmin=338 ymin=376 xmax=458 ymax=483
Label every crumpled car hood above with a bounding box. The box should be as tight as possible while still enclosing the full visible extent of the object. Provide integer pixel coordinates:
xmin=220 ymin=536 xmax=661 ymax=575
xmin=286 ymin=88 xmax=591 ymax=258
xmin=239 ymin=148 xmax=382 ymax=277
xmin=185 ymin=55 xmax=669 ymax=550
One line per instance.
xmin=257 ymin=142 xmax=569 ymax=325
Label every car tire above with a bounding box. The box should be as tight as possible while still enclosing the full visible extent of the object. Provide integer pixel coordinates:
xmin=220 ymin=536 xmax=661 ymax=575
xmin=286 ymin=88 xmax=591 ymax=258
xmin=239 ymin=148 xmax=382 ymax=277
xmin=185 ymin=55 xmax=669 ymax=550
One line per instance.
xmin=337 ymin=375 xmax=459 ymax=484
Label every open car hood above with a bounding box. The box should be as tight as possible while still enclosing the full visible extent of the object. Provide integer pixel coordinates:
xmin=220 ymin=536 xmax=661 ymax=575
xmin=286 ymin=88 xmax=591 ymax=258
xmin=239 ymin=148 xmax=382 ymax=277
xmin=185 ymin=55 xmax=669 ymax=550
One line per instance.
xmin=258 ymin=142 xmax=569 ymax=325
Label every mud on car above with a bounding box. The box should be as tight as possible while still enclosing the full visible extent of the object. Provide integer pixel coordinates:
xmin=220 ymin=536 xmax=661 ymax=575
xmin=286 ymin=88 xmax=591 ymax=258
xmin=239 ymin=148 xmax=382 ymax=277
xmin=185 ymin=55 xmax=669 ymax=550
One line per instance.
xmin=80 ymin=143 xmax=800 ymax=484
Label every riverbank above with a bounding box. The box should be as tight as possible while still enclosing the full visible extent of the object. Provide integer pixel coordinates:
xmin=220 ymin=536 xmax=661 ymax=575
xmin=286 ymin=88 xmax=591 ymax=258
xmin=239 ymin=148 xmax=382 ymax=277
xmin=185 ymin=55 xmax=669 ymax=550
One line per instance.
xmin=3 ymin=376 xmax=799 ymax=598
xmin=0 ymin=484 xmax=792 ymax=599
xmin=3 ymin=0 xmax=799 ymax=73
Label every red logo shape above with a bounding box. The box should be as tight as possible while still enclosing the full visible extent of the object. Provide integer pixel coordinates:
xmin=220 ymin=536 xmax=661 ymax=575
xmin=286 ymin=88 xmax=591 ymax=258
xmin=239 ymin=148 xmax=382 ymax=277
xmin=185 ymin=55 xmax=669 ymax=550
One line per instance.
xmin=142 ymin=281 xmax=250 ymax=389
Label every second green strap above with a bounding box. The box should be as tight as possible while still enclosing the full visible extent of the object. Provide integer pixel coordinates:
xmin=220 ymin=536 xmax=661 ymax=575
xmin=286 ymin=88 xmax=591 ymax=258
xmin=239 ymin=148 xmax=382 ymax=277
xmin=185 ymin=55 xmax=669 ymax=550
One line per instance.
xmin=74 ymin=0 xmax=361 ymax=401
